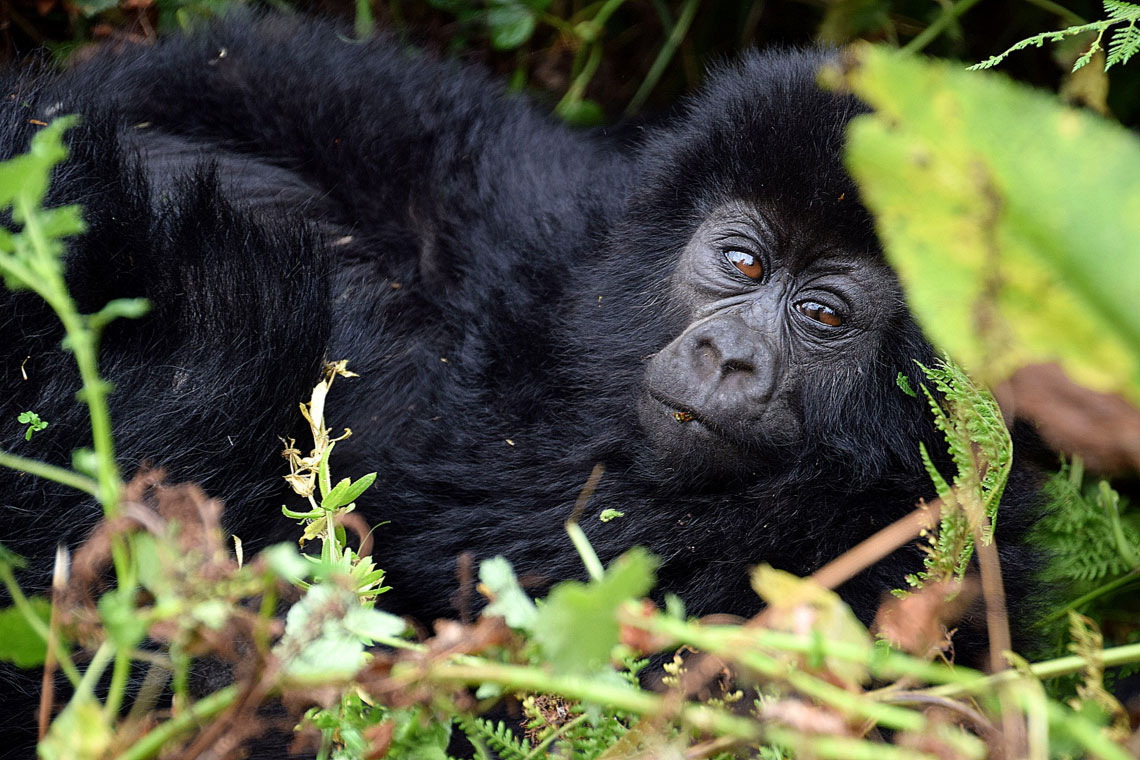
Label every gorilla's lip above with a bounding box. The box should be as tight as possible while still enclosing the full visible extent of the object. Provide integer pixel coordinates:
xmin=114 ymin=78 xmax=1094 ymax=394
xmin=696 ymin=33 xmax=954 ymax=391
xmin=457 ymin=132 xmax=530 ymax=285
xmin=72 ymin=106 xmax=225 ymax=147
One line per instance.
xmin=646 ymin=390 xmax=726 ymax=438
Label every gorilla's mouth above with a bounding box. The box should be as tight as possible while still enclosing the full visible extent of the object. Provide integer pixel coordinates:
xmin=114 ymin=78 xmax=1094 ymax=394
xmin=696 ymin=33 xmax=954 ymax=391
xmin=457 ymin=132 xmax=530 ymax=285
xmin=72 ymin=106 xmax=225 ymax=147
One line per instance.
xmin=646 ymin=390 xmax=726 ymax=439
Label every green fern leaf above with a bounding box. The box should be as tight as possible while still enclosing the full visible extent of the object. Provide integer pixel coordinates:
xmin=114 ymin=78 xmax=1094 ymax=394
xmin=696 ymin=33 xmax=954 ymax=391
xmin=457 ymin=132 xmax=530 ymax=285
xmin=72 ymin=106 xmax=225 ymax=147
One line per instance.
xmin=1107 ymin=20 xmax=1140 ymax=68
xmin=1035 ymin=462 xmax=1140 ymax=591
xmin=1102 ymin=0 xmax=1140 ymax=21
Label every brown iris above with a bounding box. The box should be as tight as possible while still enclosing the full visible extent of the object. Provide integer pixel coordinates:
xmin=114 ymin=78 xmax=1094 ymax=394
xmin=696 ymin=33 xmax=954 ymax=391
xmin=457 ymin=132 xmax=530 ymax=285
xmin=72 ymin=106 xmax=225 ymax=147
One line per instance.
xmin=796 ymin=301 xmax=843 ymax=327
xmin=724 ymin=250 xmax=763 ymax=280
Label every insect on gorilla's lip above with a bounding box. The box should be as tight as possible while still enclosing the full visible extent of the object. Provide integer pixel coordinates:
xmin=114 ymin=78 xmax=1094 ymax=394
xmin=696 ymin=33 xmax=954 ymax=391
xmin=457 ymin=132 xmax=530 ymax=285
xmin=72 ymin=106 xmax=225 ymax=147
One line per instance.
xmin=647 ymin=390 xmax=720 ymax=434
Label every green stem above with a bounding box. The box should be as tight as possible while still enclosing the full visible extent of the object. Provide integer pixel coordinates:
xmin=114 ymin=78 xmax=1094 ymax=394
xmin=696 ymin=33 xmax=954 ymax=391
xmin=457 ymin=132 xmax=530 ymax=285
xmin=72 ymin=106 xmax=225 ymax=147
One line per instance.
xmin=1046 ymin=700 xmax=1134 ymax=760
xmin=523 ymin=713 xmax=588 ymax=759
xmin=634 ymin=612 xmax=980 ymax=687
xmin=72 ymin=640 xmax=114 ymax=699
xmin=900 ymin=0 xmax=986 ymax=55
xmin=558 ymin=42 xmax=604 ymax=114
xmin=765 ymin=727 xmax=940 ymax=760
xmin=540 ymin=13 xmax=575 ymax=34
xmin=423 ymin=661 xmax=761 ymax=740
xmin=1103 ymin=482 xmax=1140 ymax=568
xmin=63 ymin=315 xmax=121 ymax=517
xmin=103 ymin=646 xmax=132 ymax=719
xmin=566 ymin=521 xmax=604 ymax=581
xmin=114 ymin=685 xmax=240 ymax=760
xmin=625 ymin=0 xmax=700 ymax=115
xmin=15 ymin=198 xmax=129 ymax=589
xmin=590 ymin=0 xmax=626 ymax=31
xmin=926 ymin=641 xmax=1140 ymax=699
xmin=16 ymin=196 xmax=121 ymax=520
xmin=1038 ymin=570 xmax=1140 ymax=625
xmin=0 ymin=450 xmax=98 ymax=496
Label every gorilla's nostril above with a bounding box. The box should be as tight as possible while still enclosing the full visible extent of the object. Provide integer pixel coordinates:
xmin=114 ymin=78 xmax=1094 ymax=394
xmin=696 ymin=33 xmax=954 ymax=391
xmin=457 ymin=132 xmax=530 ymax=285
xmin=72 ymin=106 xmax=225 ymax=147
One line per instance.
xmin=695 ymin=340 xmax=720 ymax=369
xmin=721 ymin=358 xmax=754 ymax=374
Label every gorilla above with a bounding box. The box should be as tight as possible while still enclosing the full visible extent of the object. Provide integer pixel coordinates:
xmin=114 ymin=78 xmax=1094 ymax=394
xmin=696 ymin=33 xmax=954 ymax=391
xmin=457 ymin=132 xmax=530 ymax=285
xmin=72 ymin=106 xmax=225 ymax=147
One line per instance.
xmin=0 ymin=13 xmax=1040 ymax=748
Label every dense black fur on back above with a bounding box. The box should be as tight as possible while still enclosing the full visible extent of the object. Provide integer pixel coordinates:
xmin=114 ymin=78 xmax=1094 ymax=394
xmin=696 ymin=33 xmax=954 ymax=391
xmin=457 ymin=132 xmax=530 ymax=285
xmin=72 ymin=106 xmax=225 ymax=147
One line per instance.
xmin=0 ymin=15 xmax=1041 ymax=752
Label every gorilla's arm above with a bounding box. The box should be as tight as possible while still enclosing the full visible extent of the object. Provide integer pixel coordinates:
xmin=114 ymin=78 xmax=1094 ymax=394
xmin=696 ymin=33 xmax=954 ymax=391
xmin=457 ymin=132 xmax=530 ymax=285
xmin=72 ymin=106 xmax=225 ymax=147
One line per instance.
xmin=61 ymin=16 xmax=633 ymax=289
xmin=0 ymin=108 xmax=331 ymax=591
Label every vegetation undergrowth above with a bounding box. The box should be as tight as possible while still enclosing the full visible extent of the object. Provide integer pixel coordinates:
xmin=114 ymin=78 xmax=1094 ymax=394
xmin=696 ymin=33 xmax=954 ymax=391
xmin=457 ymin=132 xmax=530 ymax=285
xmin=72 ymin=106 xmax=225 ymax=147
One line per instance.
xmin=2 ymin=34 xmax=1140 ymax=760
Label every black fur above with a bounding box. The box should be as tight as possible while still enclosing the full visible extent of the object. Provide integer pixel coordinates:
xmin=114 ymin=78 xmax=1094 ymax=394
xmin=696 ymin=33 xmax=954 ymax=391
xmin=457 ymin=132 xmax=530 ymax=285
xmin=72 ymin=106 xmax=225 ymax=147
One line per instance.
xmin=0 ymin=15 xmax=1040 ymax=752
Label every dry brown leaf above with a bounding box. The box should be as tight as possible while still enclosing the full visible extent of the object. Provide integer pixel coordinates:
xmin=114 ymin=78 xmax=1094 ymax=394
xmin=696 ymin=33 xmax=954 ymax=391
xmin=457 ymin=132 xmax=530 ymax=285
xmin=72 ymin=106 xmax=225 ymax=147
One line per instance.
xmin=1002 ymin=363 xmax=1140 ymax=473
xmin=873 ymin=579 xmax=978 ymax=657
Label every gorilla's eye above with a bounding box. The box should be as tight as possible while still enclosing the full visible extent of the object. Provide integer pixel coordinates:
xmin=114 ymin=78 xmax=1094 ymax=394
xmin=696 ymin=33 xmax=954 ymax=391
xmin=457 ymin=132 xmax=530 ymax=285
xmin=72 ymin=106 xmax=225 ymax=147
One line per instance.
xmin=796 ymin=300 xmax=843 ymax=327
xmin=724 ymin=249 xmax=763 ymax=280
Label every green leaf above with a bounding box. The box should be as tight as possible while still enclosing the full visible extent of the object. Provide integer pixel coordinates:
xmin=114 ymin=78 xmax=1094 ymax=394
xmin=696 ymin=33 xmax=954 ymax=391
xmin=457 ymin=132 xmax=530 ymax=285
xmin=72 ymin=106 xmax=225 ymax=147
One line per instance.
xmin=17 ymin=410 xmax=48 ymax=440
xmin=479 ymin=555 xmax=538 ymax=630
xmin=0 ymin=116 xmax=77 ymax=212
xmin=388 ymin=708 xmax=451 ymax=760
xmin=322 ymin=476 xmax=353 ymax=509
xmin=556 ymin=97 xmax=605 ymax=126
xmin=1107 ymin=20 xmax=1140 ymax=69
xmin=322 ymin=471 xmax=376 ymax=510
xmin=895 ymin=372 xmax=916 ymax=398
xmin=317 ymin=442 xmax=334 ymax=499
xmin=486 ymin=4 xmax=535 ymax=50
xmin=133 ymin=533 xmax=173 ymax=599
xmin=279 ymin=584 xmax=369 ymax=680
xmin=751 ymin=565 xmax=873 ymax=686
xmin=38 ymin=695 xmax=111 ymax=760
xmin=98 ymin=590 xmax=147 ymax=651
xmin=342 ymin=606 xmax=405 ymax=642
xmin=835 ymin=46 xmax=1140 ymax=405
xmin=71 ymin=447 xmax=97 ymax=477
xmin=90 ymin=297 xmax=150 ymax=331
xmin=0 ymin=597 xmax=51 ymax=668
xmin=531 ymin=547 xmax=657 ymax=674
xmin=285 ymin=634 xmax=364 ymax=681
xmin=340 ymin=471 xmax=377 ymax=505
xmin=262 ymin=542 xmax=313 ymax=582
xmin=0 ymin=543 xmax=28 ymax=570
xmin=37 ymin=205 xmax=86 ymax=239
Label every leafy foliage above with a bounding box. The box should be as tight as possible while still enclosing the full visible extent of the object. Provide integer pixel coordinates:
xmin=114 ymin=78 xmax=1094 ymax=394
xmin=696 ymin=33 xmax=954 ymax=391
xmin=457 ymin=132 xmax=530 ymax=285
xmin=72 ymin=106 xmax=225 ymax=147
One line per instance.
xmin=971 ymin=1 xmax=1140 ymax=73
xmin=17 ymin=410 xmax=48 ymax=440
xmin=0 ymin=594 xmax=50 ymax=667
xmin=836 ymin=44 xmax=1140 ymax=406
xmin=1036 ymin=459 xmax=1140 ymax=588
xmin=901 ymin=358 xmax=1011 ymax=591
xmin=456 ymin=715 xmax=531 ymax=760
xmin=530 ymin=547 xmax=656 ymax=675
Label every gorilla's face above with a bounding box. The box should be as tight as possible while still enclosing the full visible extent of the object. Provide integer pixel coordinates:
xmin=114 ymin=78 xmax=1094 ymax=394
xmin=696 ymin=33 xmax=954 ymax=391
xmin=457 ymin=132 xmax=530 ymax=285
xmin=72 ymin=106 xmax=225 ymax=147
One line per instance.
xmin=638 ymin=202 xmax=899 ymax=476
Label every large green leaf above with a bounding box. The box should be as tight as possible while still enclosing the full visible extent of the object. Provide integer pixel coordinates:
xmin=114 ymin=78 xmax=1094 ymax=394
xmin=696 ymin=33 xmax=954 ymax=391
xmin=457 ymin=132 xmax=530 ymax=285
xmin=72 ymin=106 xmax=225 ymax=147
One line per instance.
xmin=485 ymin=4 xmax=535 ymax=50
xmin=0 ymin=597 xmax=51 ymax=668
xmin=835 ymin=46 xmax=1140 ymax=404
xmin=532 ymin=547 xmax=657 ymax=675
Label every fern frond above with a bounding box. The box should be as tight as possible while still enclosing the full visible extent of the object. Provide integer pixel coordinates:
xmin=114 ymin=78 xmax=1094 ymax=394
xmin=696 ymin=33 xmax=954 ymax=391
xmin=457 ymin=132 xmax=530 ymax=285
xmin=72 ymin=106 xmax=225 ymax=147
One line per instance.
xmin=1102 ymin=0 xmax=1140 ymax=21
xmin=1035 ymin=462 xmax=1140 ymax=588
xmin=901 ymin=358 xmax=1013 ymax=592
xmin=456 ymin=716 xmax=532 ymax=760
xmin=918 ymin=442 xmax=953 ymax=504
xmin=1107 ymin=19 xmax=1140 ymax=67
xmin=968 ymin=23 xmax=1104 ymax=71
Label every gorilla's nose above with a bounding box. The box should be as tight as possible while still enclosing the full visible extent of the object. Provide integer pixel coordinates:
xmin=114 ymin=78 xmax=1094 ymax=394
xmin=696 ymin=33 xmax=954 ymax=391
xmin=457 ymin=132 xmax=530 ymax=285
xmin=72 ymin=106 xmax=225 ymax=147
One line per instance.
xmin=686 ymin=316 xmax=778 ymax=403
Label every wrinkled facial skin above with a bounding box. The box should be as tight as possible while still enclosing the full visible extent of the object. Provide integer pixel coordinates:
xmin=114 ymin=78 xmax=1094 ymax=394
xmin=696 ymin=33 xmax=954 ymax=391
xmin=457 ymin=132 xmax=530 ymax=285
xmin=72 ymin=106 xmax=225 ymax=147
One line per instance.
xmin=639 ymin=202 xmax=895 ymax=477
